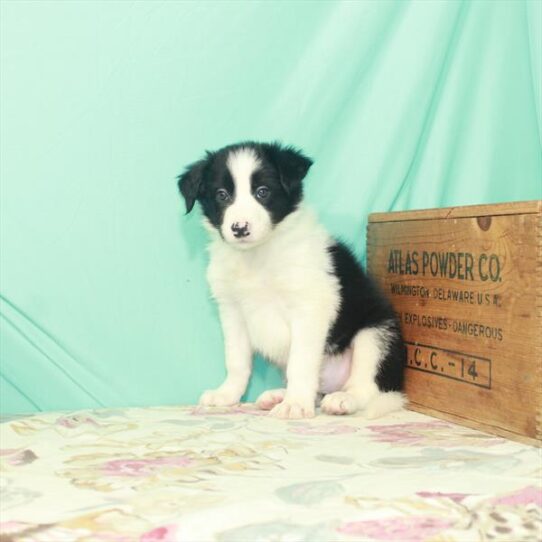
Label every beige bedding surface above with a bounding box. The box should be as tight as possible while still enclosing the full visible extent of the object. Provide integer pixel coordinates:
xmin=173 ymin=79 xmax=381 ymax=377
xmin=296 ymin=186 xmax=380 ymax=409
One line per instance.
xmin=1 ymin=404 xmax=541 ymax=541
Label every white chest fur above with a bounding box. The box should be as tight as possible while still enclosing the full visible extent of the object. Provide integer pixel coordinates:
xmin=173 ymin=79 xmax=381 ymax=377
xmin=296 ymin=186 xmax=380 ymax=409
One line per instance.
xmin=206 ymin=208 xmax=340 ymax=367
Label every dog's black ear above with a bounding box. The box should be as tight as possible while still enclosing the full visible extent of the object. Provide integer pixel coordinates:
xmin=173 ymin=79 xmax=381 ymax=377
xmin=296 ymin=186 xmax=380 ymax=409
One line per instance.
xmin=177 ymin=158 xmax=208 ymax=214
xmin=262 ymin=143 xmax=313 ymax=195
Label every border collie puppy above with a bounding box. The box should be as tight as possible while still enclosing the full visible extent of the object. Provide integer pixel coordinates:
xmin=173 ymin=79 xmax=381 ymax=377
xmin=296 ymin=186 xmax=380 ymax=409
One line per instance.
xmin=178 ymin=142 xmax=405 ymax=419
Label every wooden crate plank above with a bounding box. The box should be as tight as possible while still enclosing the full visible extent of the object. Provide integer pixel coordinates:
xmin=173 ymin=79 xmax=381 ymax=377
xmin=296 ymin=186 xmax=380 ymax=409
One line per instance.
xmin=367 ymin=201 xmax=542 ymax=445
xmin=369 ymin=200 xmax=542 ymax=223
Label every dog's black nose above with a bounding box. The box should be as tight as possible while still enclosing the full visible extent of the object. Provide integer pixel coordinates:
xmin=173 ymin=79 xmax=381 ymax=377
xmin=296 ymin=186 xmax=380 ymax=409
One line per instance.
xmin=231 ymin=222 xmax=250 ymax=238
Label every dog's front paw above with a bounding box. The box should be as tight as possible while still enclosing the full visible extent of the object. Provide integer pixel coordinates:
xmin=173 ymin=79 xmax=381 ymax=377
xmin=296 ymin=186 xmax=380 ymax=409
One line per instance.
xmin=199 ymin=388 xmax=240 ymax=407
xmin=256 ymin=388 xmax=287 ymax=410
xmin=269 ymin=397 xmax=315 ymax=419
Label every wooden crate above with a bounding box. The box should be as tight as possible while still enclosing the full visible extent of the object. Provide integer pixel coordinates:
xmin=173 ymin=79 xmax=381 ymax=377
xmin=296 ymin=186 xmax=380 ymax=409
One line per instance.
xmin=367 ymin=201 xmax=542 ymax=446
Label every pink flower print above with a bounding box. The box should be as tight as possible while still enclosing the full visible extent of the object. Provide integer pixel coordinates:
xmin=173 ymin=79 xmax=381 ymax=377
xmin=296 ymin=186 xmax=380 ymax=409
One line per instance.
xmin=102 ymin=456 xmax=193 ymax=477
xmin=492 ymin=486 xmax=542 ymax=507
xmin=368 ymin=421 xmax=452 ymax=445
xmin=140 ymin=524 xmax=178 ymax=542
xmin=289 ymin=423 xmax=358 ymax=436
xmin=367 ymin=421 xmax=501 ymax=447
xmin=417 ymin=491 xmax=472 ymax=503
xmin=0 ymin=448 xmax=37 ymax=466
xmin=337 ymin=516 xmax=453 ymax=541
xmin=190 ymin=404 xmax=267 ymax=416
xmin=56 ymin=414 xmax=98 ymax=429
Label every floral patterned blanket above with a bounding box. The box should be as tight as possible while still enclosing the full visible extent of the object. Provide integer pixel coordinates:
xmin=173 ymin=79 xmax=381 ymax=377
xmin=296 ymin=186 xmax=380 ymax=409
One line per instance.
xmin=1 ymin=404 xmax=541 ymax=542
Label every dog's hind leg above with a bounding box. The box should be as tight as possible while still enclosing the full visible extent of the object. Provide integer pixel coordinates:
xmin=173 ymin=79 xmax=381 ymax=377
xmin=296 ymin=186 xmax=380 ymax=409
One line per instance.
xmin=321 ymin=325 xmax=405 ymax=418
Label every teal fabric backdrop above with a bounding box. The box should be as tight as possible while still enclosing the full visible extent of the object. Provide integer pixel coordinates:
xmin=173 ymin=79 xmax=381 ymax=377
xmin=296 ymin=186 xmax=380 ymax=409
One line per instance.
xmin=1 ymin=0 xmax=541 ymax=413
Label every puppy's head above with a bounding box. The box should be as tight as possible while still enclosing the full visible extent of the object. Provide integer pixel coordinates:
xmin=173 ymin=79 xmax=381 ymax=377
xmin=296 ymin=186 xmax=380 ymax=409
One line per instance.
xmin=178 ymin=142 xmax=312 ymax=249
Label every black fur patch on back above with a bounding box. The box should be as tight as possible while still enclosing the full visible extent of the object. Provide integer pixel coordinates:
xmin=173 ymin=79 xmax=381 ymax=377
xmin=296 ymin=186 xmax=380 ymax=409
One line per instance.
xmin=326 ymin=241 xmax=405 ymax=392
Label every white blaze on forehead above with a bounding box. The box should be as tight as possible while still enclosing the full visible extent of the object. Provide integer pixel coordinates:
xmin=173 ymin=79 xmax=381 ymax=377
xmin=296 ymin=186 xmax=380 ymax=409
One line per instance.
xmin=226 ymin=148 xmax=261 ymax=198
xmin=222 ymin=147 xmax=272 ymax=247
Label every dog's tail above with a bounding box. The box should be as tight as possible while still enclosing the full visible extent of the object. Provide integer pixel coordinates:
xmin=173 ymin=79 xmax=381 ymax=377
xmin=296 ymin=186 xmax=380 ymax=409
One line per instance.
xmin=364 ymin=391 xmax=406 ymax=419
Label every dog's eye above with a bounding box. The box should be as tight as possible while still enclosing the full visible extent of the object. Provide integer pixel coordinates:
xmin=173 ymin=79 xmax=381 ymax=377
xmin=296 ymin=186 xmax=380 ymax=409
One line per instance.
xmin=216 ymin=189 xmax=231 ymax=202
xmin=256 ymin=186 xmax=270 ymax=199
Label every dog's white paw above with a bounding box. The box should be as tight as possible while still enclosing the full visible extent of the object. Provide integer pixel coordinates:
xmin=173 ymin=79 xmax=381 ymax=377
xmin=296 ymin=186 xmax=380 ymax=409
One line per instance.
xmin=269 ymin=397 xmax=315 ymax=419
xmin=321 ymin=391 xmax=358 ymax=415
xmin=198 ymin=388 xmax=240 ymax=407
xmin=256 ymin=388 xmax=287 ymax=410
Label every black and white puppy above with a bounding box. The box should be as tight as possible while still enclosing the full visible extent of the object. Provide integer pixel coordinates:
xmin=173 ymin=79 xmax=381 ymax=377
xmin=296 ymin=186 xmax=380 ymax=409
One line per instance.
xmin=178 ymin=142 xmax=405 ymax=419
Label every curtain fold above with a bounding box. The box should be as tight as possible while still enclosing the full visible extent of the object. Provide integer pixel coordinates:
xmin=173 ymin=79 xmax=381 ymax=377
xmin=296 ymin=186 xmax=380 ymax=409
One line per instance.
xmin=1 ymin=0 xmax=540 ymax=412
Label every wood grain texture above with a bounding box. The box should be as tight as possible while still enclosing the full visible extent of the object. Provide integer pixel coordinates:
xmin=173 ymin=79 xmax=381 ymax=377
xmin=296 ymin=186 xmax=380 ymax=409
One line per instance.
xmin=367 ymin=201 xmax=542 ymax=446
xmin=369 ymin=200 xmax=542 ymax=223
